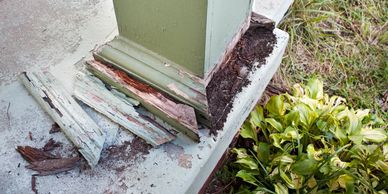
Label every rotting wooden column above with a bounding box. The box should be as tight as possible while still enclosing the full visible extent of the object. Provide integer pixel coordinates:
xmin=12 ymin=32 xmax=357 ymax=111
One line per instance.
xmin=94 ymin=0 xmax=253 ymax=125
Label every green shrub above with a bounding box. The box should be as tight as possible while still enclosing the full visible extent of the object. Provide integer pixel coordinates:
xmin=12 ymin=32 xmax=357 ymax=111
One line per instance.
xmin=233 ymin=78 xmax=387 ymax=194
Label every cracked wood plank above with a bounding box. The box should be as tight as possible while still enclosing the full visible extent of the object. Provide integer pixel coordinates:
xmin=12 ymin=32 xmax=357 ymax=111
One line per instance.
xmin=74 ymin=72 xmax=176 ymax=146
xmin=86 ymin=60 xmax=200 ymax=142
xmin=20 ymin=72 xmax=105 ymax=167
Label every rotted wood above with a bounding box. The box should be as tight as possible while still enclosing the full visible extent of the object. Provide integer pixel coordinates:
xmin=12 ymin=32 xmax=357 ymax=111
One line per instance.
xmin=86 ymin=60 xmax=200 ymax=142
xmin=93 ymin=38 xmax=209 ymax=119
xmin=74 ymin=72 xmax=176 ymax=146
xmin=26 ymin=157 xmax=80 ymax=176
xmin=20 ymin=72 xmax=105 ymax=167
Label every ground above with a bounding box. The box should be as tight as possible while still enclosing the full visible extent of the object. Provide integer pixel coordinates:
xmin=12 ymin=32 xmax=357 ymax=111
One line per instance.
xmin=278 ymin=0 xmax=387 ymax=119
xmin=205 ymin=0 xmax=387 ymax=193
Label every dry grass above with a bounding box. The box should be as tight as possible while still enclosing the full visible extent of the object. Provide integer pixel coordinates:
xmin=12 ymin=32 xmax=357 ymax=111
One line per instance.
xmin=278 ymin=0 xmax=388 ymax=118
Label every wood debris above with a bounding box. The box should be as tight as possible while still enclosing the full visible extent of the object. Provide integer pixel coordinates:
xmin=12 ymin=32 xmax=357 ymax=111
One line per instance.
xmin=17 ymin=139 xmax=80 ymax=176
xmin=73 ymin=72 xmax=175 ymax=146
xmin=31 ymin=175 xmax=37 ymax=194
xmin=86 ymin=60 xmax=200 ymax=141
xmin=49 ymin=123 xmax=61 ymax=134
xmin=42 ymin=138 xmax=62 ymax=152
xmin=16 ymin=146 xmax=60 ymax=163
xmin=26 ymin=157 xmax=80 ymax=176
xmin=20 ymin=71 xmax=105 ymax=167
xmin=28 ymin=131 xmax=34 ymax=141
xmin=6 ymin=102 xmax=10 ymax=128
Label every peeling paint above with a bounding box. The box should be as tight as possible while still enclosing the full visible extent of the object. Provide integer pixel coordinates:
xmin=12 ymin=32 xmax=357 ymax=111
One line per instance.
xmin=87 ymin=60 xmax=199 ymax=141
xmin=74 ymin=73 xmax=175 ymax=146
xmin=167 ymin=83 xmax=190 ymax=100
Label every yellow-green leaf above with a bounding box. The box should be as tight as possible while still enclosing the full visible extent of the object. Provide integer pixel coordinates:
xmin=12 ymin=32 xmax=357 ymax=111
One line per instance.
xmin=236 ymin=170 xmax=259 ymax=186
xmin=279 ymin=168 xmax=295 ymax=189
xmin=266 ymin=95 xmax=286 ymax=116
xmin=273 ymin=155 xmax=294 ymax=165
xmin=232 ymin=148 xmax=249 ymax=159
xmin=376 ymin=160 xmax=388 ymax=174
xmin=284 ymin=111 xmax=300 ymax=127
xmin=274 ymin=183 xmax=289 ymax=194
xmin=236 ymin=157 xmax=258 ymax=170
xmin=292 ymin=83 xmax=304 ymax=97
xmin=361 ymin=128 xmax=387 ymax=143
xmin=337 ymin=174 xmax=354 ymax=192
xmin=306 ymin=78 xmax=324 ymax=100
xmin=266 ymin=118 xmax=283 ymax=132
xmin=250 ymin=106 xmax=265 ymax=129
xmin=270 ymin=133 xmax=283 ymax=149
xmin=240 ymin=123 xmax=258 ymax=143
xmin=307 ymin=144 xmax=323 ymax=161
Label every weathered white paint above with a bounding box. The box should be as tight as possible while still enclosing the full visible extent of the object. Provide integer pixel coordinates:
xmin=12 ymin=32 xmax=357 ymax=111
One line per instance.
xmin=20 ymin=72 xmax=105 ymax=167
xmin=74 ymin=72 xmax=175 ymax=146
xmin=87 ymin=60 xmax=200 ymax=142
xmin=253 ymin=0 xmax=294 ymax=25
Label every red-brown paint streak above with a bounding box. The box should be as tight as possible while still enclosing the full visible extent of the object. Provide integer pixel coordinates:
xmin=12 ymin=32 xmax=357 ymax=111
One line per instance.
xmin=90 ymin=60 xmax=157 ymax=94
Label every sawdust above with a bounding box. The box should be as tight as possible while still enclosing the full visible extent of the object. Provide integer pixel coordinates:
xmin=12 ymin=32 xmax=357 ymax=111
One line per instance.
xmin=99 ymin=137 xmax=151 ymax=174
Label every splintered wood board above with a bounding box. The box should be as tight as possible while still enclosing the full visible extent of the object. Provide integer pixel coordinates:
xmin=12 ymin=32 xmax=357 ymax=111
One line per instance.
xmin=86 ymin=60 xmax=200 ymax=142
xmin=74 ymin=72 xmax=176 ymax=146
xmin=20 ymin=71 xmax=105 ymax=167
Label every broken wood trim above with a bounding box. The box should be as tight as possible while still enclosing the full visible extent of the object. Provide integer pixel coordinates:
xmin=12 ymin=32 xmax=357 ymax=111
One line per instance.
xmin=20 ymin=72 xmax=105 ymax=167
xmin=93 ymin=40 xmax=209 ymax=119
xmin=86 ymin=60 xmax=200 ymax=142
xmin=74 ymin=72 xmax=176 ymax=146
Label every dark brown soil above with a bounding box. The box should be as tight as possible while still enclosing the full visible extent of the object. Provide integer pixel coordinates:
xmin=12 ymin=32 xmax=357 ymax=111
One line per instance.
xmin=204 ymin=83 xmax=289 ymax=194
xmin=206 ymin=19 xmax=277 ymax=134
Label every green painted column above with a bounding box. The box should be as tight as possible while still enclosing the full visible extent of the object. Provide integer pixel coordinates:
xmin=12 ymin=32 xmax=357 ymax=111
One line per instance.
xmin=114 ymin=0 xmax=208 ymax=77
xmin=96 ymin=0 xmax=253 ymax=122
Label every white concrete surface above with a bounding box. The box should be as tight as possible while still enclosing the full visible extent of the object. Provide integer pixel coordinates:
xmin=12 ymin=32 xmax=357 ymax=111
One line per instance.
xmin=253 ymin=0 xmax=294 ymax=25
xmin=0 ymin=1 xmax=290 ymax=193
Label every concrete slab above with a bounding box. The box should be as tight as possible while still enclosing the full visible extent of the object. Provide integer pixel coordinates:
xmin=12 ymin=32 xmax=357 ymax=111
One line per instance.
xmin=0 ymin=0 xmax=117 ymax=86
xmin=0 ymin=1 xmax=290 ymax=193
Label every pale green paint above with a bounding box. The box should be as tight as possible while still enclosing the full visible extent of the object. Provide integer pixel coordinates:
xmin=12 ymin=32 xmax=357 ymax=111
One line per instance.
xmin=204 ymin=0 xmax=253 ymax=76
xmin=87 ymin=63 xmax=200 ymax=142
xmin=113 ymin=0 xmax=207 ymax=77
xmin=93 ymin=38 xmax=209 ymax=117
